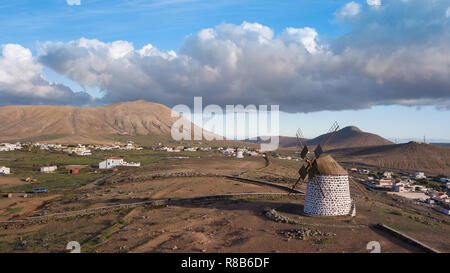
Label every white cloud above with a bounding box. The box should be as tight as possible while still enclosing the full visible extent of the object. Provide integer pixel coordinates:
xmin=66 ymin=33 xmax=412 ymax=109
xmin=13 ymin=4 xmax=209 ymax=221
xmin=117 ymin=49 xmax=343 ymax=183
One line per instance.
xmin=281 ymin=27 xmax=322 ymax=54
xmin=66 ymin=0 xmax=81 ymax=6
xmin=335 ymin=2 xmax=361 ymax=18
xmin=0 ymin=44 xmax=92 ymax=105
xmin=0 ymin=0 xmax=445 ymax=111
xmin=446 ymin=7 xmax=450 ymax=18
xmin=38 ymin=9 xmax=450 ymax=112
xmin=367 ymin=0 xmax=382 ymax=6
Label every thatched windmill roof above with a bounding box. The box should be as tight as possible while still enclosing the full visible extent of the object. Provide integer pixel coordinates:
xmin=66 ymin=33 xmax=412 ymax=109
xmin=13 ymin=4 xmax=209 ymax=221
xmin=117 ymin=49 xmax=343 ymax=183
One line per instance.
xmin=313 ymin=155 xmax=347 ymax=175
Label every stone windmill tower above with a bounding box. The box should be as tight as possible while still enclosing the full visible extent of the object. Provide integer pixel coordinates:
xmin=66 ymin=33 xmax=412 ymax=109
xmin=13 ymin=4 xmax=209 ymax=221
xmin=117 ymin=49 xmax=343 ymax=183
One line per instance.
xmin=292 ymin=122 xmax=356 ymax=217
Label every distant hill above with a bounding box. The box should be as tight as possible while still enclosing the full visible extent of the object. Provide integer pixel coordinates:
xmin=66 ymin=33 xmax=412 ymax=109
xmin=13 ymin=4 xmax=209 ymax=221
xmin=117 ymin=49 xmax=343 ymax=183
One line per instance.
xmin=330 ymin=141 xmax=450 ymax=175
xmin=243 ymin=126 xmax=392 ymax=149
xmin=432 ymin=143 xmax=450 ymax=147
xmin=0 ymin=100 xmax=219 ymax=144
xmin=306 ymin=126 xmax=393 ymax=149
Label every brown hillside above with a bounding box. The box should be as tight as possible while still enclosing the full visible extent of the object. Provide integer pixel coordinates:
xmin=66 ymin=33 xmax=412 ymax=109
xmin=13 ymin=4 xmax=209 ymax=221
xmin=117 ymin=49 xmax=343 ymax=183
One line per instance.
xmin=0 ymin=100 xmax=219 ymax=144
xmin=330 ymin=142 xmax=450 ymax=175
xmin=306 ymin=126 xmax=393 ymax=149
xmin=244 ymin=126 xmax=392 ymax=149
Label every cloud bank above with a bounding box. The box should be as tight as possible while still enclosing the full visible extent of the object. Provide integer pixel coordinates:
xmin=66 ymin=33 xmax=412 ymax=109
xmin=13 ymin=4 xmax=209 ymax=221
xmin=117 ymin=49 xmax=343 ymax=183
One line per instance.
xmin=3 ymin=0 xmax=450 ymax=112
xmin=0 ymin=44 xmax=93 ymax=105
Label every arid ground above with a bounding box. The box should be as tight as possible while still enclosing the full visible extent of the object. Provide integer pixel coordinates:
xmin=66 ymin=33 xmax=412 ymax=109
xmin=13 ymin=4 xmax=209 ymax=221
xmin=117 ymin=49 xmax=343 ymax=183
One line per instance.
xmin=0 ymin=150 xmax=449 ymax=253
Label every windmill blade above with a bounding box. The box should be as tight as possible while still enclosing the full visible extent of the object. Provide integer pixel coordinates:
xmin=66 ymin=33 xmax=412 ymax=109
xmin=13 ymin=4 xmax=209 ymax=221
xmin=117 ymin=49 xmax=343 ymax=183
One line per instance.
xmin=298 ymin=164 xmax=309 ymax=180
xmin=296 ymin=128 xmax=310 ymax=159
xmin=290 ymin=176 xmax=303 ymax=194
xmin=322 ymin=121 xmax=340 ymax=148
xmin=296 ymin=128 xmax=305 ymax=147
xmin=300 ymin=145 xmax=309 ymax=159
xmin=291 ymin=161 xmax=311 ymax=193
xmin=308 ymin=160 xmax=325 ymax=198
xmin=314 ymin=144 xmax=323 ymax=158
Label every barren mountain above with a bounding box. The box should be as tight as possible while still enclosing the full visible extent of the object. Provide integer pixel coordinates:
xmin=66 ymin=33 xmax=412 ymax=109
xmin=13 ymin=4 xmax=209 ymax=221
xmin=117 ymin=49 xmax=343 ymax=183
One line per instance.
xmin=330 ymin=141 xmax=450 ymax=175
xmin=0 ymin=100 xmax=218 ymax=144
xmin=306 ymin=126 xmax=393 ymax=149
xmin=244 ymin=126 xmax=392 ymax=149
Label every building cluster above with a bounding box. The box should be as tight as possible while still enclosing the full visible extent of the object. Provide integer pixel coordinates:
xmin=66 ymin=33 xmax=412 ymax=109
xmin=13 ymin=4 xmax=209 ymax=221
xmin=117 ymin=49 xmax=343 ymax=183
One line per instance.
xmin=34 ymin=143 xmax=66 ymax=150
xmin=157 ymin=145 xmax=263 ymax=159
xmin=0 ymin=140 xmax=145 ymax=153
xmin=80 ymin=141 xmax=143 ymax=152
xmin=0 ymin=142 xmax=22 ymax=151
xmin=356 ymin=167 xmax=450 ymax=216
xmin=218 ymin=147 xmax=264 ymax=158
xmin=64 ymin=145 xmax=92 ymax=156
xmin=159 ymin=145 xmax=196 ymax=152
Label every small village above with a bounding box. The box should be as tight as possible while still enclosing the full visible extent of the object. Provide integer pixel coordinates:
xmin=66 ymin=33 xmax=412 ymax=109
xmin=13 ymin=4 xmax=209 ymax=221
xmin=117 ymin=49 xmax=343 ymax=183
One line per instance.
xmin=352 ymin=168 xmax=450 ymax=216
xmin=1 ymin=140 xmax=449 ymax=217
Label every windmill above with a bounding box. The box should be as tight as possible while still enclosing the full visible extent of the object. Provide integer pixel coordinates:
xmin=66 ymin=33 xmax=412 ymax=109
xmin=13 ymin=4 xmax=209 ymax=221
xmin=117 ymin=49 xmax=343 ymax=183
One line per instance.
xmin=290 ymin=121 xmax=340 ymax=195
xmin=291 ymin=122 xmax=356 ymax=217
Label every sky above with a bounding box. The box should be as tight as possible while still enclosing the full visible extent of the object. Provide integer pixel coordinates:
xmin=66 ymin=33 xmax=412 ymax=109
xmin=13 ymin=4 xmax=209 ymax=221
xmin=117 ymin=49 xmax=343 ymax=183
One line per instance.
xmin=0 ymin=0 xmax=449 ymax=141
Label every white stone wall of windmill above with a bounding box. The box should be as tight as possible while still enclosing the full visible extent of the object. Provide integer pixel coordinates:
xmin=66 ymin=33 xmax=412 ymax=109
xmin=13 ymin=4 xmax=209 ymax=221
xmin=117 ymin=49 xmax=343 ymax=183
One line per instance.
xmin=292 ymin=122 xmax=356 ymax=217
xmin=303 ymin=158 xmax=355 ymax=216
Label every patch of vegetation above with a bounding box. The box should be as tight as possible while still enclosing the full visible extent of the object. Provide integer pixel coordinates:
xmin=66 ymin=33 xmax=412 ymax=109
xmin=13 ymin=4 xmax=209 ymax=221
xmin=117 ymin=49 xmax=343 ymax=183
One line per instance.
xmin=0 ymin=168 xmax=106 ymax=193
xmin=262 ymin=195 xmax=283 ymax=201
xmin=151 ymin=204 xmax=168 ymax=209
xmin=315 ymin=238 xmax=337 ymax=245
xmin=1 ymin=207 xmax=24 ymax=216
xmin=414 ymin=178 xmax=444 ymax=191
xmin=233 ymin=198 xmax=255 ymax=203
xmin=0 ymin=241 xmax=14 ymax=252
xmin=83 ymin=217 xmax=128 ymax=251
xmin=407 ymin=215 xmax=431 ymax=226
xmin=389 ymin=210 xmax=403 ymax=216
xmin=143 ymin=204 xmax=167 ymax=210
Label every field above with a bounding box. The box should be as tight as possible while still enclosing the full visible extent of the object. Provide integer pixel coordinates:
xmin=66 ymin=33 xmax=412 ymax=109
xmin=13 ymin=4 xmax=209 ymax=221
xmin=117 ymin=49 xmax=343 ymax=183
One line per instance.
xmin=0 ymin=148 xmax=449 ymax=253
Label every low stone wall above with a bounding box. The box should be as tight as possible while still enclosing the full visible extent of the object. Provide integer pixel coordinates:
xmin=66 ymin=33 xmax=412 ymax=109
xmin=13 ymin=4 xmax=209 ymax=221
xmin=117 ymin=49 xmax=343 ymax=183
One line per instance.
xmin=106 ymin=171 xmax=223 ymax=185
xmin=375 ymin=223 xmax=441 ymax=253
xmin=0 ymin=192 xmax=302 ymax=229
xmin=226 ymin=176 xmax=304 ymax=194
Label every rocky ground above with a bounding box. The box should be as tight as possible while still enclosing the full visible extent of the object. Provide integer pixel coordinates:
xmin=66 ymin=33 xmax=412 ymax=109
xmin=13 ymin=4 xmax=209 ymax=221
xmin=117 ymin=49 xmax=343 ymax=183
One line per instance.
xmin=0 ymin=154 xmax=449 ymax=253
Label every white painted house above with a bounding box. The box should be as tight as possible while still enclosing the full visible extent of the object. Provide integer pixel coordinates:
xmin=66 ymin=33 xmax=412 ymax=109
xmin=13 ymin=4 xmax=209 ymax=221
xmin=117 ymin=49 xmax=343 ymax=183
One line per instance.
xmin=358 ymin=169 xmax=370 ymax=175
xmin=40 ymin=166 xmax=57 ymax=173
xmin=413 ymin=172 xmax=426 ymax=179
xmin=99 ymin=157 xmax=124 ymax=169
xmin=383 ymin=171 xmax=393 ymax=179
xmin=0 ymin=166 xmax=10 ymax=175
xmin=98 ymin=157 xmax=141 ymax=169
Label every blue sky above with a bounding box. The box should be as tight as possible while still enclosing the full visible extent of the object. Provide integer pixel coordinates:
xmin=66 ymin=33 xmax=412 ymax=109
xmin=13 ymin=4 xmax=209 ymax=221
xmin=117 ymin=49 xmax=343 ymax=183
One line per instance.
xmin=0 ymin=0 xmax=449 ymax=141
xmin=0 ymin=0 xmax=350 ymax=51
